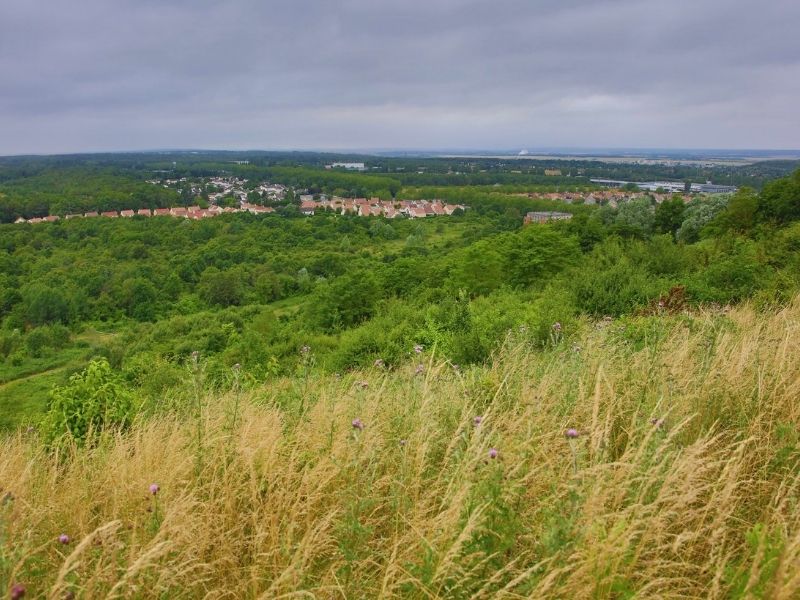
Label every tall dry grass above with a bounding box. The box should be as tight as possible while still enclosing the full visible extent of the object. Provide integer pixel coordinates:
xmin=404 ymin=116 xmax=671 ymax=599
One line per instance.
xmin=2 ymin=300 xmax=800 ymax=598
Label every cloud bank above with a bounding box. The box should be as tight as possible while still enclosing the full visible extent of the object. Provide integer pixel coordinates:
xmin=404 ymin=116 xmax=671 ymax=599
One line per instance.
xmin=1 ymin=0 xmax=798 ymax=154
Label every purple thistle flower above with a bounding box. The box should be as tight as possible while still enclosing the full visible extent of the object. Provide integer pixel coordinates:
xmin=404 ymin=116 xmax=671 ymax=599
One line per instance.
xmin=488 ymin=448 xmax=498 ymax=459
xmin=58 ymin=533 xmax=70 ymax=545
xmin=552 ymin=322 xmax=562 ymax=333
xmin=10 ymin=584 xmax=25 ymax=600
xmin=565 ymin=428 xmax=579 ymax=439
xmin=650 ymin=417 xmax=665 ymax=429
xmin=149 ymin=483 xmax=160 ymax=496
xmin=373 ymin=358 xmax=385 ymax=368
xmin=415 ymin=364 xmax=424 ymax=375
xmin=414 ymin=344 xmax=424 ymax=354
xmin=473 ymin=415 xmax=483 ymax=427
xmin=351 ymin=418 xmax=364 ymax=431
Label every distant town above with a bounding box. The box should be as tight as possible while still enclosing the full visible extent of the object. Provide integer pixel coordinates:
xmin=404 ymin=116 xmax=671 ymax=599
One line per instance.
xmin=13 ymin=176 xmax=467 ymax=224
xmin=12 ymin=173 xmax=737 ymax=225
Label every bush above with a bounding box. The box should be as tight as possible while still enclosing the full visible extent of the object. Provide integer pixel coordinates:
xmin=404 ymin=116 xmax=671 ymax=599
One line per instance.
xmin=40 ymin=358 xmax=136 ymax=446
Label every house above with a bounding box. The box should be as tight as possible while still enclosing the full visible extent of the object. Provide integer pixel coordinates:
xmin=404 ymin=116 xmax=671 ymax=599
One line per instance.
xmin=14 ymin=217 xmax=26 ymax=224
xmin=300 ymin=200 xmax=317 ymax=215
xmin=43 ymin=215 xmax=60 ymax=222
xmin=120 ymin=209 xmax=135 ymax=218
xmin=170 ymin=207 xmax=188 ymax=217
xmin=84 ymin=211 xmax=99 ymax=218
xmin=65 ymin=214 xmax=83 ymax=219
xmin=154 ymin=208 xmax=171 ymax=216
xmin=137 ymin=208 xmax=152 ymax=217
xmin=523 ymin=211 xmax=573 ymax=225
xmin=101 ymin=211 xmax=118 ymax=218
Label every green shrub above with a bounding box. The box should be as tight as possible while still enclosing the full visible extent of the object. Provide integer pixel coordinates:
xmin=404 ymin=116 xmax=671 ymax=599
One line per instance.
xmin=40 ymin=358 xmax=136 ymax=446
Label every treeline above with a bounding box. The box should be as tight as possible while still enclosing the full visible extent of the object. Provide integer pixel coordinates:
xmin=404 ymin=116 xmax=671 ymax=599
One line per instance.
xmin=0 ymin=167 xmax=179 ymax=222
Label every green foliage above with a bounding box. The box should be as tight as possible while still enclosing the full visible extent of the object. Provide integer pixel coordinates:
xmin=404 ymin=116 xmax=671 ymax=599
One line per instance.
xmin=676 ymin=195 xmax=729 ymax=242
xmin=654 ymin=196 xmax=686 ymax=237
xmin=40 ymin=358 xmax=136 ymax=446
xmin=758 ymin=168 xmax=800 ymax=224
xmin=306 ymin=271 xmax=381 ymax=331
xmin=569 ymin=238 xmax=665 ymax=316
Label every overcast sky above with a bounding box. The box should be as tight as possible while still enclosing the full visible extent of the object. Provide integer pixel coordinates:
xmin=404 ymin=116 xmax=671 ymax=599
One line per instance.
xmin=1 ymin=0 xmax=798 ymax=155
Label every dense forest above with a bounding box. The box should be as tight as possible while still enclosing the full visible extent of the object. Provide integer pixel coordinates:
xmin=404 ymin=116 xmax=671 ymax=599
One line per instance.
xmin=1 ymin=153 xmax=799 ymax=429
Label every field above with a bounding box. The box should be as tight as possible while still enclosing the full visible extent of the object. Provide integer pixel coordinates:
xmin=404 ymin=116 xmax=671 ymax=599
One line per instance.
xmin=2 ymin=300 xmax=799 ymax=598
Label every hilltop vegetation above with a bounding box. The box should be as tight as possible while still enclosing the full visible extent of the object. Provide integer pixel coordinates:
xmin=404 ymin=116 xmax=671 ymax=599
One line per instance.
xmin=0 ymin=154 xmax=799 ymax=596
xmin=1 ymin=167 xmax=800 ymax=429
xmin=2 ymin=299 xmax=800 ymax=597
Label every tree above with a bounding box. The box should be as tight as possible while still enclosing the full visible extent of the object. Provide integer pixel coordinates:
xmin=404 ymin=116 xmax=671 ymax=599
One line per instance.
xmin=198 ymin=267 xmax=244 ymax=307
xmin=21 ymin=283 xmax=76 ymax=325
xmin=615 ymin=197 xmax=655 ymax=237
xmin=654 ymin=197 xmax=686 ymax=238
xmin=119 ymin=277 xmax=158 ymax=320
xmin=306 ymin=271 xmax=381 ymax=331
xmin=758 ymin=168 xmax=800 ymax=224
xmin=712 ymin=188 xmax=758 ymax=234
xmin=676 ymin=196 xmax=729 ymax=243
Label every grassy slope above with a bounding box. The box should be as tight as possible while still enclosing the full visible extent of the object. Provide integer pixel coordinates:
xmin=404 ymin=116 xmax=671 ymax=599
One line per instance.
xmin=1 ymin=301 xmax=799 ymax=597
xmin=0 ymin=330 xmax=117 ymax=429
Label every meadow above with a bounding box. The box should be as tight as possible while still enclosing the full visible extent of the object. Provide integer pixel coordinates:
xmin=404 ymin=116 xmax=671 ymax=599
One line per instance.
xmin=2 ymin=299 xmax=799 ymax=598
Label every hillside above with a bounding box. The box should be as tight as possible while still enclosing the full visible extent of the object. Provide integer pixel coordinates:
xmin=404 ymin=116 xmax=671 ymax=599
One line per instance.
xmin=2 ymin=300 xmax=799 ymax=598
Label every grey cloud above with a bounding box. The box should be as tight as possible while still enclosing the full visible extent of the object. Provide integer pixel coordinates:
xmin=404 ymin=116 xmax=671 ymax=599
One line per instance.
xmin=0 ymin=0 xmax=798 ymax=154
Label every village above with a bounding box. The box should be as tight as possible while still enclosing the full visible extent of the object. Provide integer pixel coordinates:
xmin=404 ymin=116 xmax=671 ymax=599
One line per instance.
xmin=12 ymin=175 xmax=470 ymax=224
xmin=13 ymin=176 xmax=731 ymax=225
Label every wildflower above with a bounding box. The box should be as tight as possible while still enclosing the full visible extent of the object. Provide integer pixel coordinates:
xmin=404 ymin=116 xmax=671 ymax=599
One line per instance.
xmin=414 ymin=344 xmax=424 ymax=354
xmin=572 ymin=344 xmax=582 ymax=353
xmin=373 ymin=358 xmax=385 ymax=368
xmin=415 ymin=364 xmax=424 ymax=375
xmin=473 ymin=415 xmax=483 ymax=426
xmin=10 ymin=584 xmax=25 ymax=599
xmin=58 ymin=534 xmax=70 ymax=545
xmin=351 ymin=418 xmax=364 ymax=431
xmin=355 ymin=380 xmax=369 ymax=389
xmin=552 ymin=322 xmax=562 ymax=333
xmin=149 ymin=483 xmax=160 ymax=496
xmin=232 ymin=363 xmax=241 ymax=371
xmin=190 ymin=350 xmax=199 ymax=361
xmin=650 ymin=417 xmax=665 ymax=429
xmin=518 ymin=325 xmax=528 ymax=334
xmin=565 ymin=428 xmax=579 ymax=439
xmin=300 ymin=345 xmax=310 ymax=355
xmin=488 ymin=448 xmax=498 ymax=459
xmin=399 ymin=439 xmax=407 ymax=447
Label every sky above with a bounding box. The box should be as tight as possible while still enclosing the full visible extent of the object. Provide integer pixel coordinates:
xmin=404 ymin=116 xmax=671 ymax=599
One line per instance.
xmin=1 ymin=0 xmax=799 ymax=155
